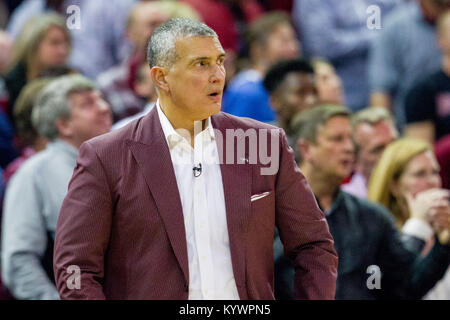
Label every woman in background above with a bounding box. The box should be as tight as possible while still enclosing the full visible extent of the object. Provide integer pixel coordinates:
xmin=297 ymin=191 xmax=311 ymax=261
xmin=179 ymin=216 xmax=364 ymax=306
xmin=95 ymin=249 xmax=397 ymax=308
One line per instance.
xmin=2 ymin=12 xmax=70 ymax=114
xmin=368 ymin=138 xmax=450 ymax=299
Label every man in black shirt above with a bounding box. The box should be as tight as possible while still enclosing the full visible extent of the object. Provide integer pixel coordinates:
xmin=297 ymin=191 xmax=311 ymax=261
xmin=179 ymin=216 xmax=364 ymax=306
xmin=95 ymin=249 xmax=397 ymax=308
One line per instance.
xmin=404 ymin=10 xmax=450 ymax=143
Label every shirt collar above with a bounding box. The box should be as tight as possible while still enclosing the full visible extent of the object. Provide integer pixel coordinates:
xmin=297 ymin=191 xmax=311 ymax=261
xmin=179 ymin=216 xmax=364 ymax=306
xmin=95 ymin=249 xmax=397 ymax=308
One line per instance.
xmin=48 ymin=139 xmax=79 ymax=160
xmin=156 ymin=99 xmax=215 ymax=150
xmin=316 ymin=188 xmax=345 ymax=217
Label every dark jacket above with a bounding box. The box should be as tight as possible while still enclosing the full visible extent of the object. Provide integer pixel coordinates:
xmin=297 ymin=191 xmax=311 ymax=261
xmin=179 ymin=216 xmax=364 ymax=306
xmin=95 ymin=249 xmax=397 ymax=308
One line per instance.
xmin=3 ymin=62 xmax=27 ymax=117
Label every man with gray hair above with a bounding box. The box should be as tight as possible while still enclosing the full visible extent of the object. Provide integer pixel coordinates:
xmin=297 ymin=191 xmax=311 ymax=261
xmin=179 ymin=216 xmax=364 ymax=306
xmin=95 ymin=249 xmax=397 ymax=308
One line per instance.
xmin=1 ymin=74 xmax=111 ymax=300
xmin=342 ymin=107 xmax=398 ymax=198
xmin=53 ymin=18 xmax=338 ymax=300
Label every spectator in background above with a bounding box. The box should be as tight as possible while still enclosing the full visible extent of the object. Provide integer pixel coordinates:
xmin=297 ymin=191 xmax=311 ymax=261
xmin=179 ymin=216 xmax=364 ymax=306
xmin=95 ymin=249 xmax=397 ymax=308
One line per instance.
xmin=293 ymin=0 xmax=403 ymax=112
xmin=0 ymin=30 xmax=12 ymax=74
xmin=4 ymin=78 xmax=54 ymax=183
xmin=0 ymin=108 xmax=16 ymax=168
xmin=97 ymin=1 xmax=199 ymax=123
xmin=404 ymin=9 xmax=450 ymax=143
xmin=368 ymin=138 xmax=450 ymax=299
xmin=6 ymin=0 xmax=74 ymax=39
xmin=223 ymin=11 xmax=300 ymax=123
xmin=5 ymin=0 xmax=133 ymax=80
xmin=435 ymin=134 xmax=450 ymax=189
xmin=342 ymin=107 xmax=398 ymax=198
xmin=263 ymin=58 xmax=317 ymax=139
xmin=67 ymin=0 xmax=141 ymax=79
xmin=112 ymin=63 xmax=157 ymax=130
xmin=275 ymin=105 xmax=450 ymax=300
xmin=182 ymin=0 xmax=262 ymax=53
xmin=0 ymin=167 xmax=4 ymax=213
xmin=369 ymin=0 xmax=450 ymax=129
xmin=312 ymin=59 xmax=345 ymax=106
xmin=262 ymin=0 xmax=293 ymax=12
xmin=96 ymin=1 xmax=169 ymax=122
xmin=1 ymin=74 xmax=111 ymax=300
xmin=2 ymin=12 xmax=71 ymax=116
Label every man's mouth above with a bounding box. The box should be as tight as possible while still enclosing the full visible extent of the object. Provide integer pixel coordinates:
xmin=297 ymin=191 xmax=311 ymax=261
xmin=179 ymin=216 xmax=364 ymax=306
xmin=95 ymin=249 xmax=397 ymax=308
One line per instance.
xmin=340 ymin=159 xmax=353 ymax=167
xmin=207 ymin=91 xmax=222 ymax=102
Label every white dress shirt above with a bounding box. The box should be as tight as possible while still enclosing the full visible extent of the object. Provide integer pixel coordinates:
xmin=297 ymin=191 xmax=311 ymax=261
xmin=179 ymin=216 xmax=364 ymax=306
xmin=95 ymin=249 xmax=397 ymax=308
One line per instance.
xmin=156 ymin=101 xmax=240 ymax=300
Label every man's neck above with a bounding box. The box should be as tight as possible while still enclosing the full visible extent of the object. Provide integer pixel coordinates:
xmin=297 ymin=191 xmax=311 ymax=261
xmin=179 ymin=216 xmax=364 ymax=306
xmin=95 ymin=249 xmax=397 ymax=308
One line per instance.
xmin=355 ymin=162 xmax=370 ymax=185
xmin=252 ymin=62 xmax=267 ymax=76
xmin=158 ymin=97 xmax=207 ymax=147
xmin=300 ymin=162 xmax=341 ymax=212
xmin=58 ymin=137 xmax=81 ymax=150
xmin=277 ymin=117 xmax=290 ymax=135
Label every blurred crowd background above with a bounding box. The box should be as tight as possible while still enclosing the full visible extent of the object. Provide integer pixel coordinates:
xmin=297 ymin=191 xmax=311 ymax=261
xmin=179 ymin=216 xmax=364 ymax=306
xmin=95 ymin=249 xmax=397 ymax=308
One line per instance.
xmin=0 ymin=0 xmax=449 ymax=300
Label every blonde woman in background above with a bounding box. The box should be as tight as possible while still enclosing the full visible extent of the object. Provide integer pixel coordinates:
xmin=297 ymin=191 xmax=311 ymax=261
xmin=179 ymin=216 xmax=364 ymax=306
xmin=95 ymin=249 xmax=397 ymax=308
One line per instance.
xmin=2 ymin=12 xmax=71 ymax=111
xmin=368 ymin=138 xmax=450 ymax=299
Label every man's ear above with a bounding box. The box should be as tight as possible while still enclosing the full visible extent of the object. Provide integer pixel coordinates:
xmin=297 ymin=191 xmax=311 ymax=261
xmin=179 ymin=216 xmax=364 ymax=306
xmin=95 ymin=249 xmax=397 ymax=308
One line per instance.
xmin=249 ymin=43 xmax=265 ymax=65
xmin=297 ymin=138 xmax=312 ymax=162
xmin=269 ymin=94 xmax=281 ymax=112
xmin=150 ymin=66 xmax=169 ymax=93
xmin=55 ymin=118 xmax=72 ymax=138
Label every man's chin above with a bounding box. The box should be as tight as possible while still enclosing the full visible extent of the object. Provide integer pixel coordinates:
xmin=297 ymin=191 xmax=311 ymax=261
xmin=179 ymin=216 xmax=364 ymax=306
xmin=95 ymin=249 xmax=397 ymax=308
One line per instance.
xmin=207 ymin=104 xmax=222 ymax=116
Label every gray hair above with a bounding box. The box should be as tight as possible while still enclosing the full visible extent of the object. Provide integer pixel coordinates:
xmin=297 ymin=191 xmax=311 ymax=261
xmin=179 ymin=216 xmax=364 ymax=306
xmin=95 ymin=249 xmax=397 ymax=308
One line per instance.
xmin=32 ymin=74 xmax=97 ymax=140
xmin=351 ymin=106 xmax=394 ymax=129
xmin=147 ymin=18 xmax=218 ymax=69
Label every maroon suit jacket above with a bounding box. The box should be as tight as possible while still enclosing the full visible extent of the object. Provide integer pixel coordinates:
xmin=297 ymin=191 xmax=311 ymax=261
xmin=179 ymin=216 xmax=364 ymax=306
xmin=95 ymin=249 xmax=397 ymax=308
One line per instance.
xmin=53 ymin=108 xmax=338 ymax=299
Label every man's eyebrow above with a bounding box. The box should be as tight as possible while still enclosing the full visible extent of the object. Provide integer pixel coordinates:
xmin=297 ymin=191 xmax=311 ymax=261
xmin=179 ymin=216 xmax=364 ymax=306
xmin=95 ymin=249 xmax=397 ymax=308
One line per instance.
xmin=190 ymin=53 xmax=226 ymax=63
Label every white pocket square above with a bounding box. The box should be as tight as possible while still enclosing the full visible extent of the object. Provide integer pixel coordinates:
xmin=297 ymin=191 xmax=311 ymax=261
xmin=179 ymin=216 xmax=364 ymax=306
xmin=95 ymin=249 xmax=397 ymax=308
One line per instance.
xmin=250 ymin=191 xmax=271 ymax=202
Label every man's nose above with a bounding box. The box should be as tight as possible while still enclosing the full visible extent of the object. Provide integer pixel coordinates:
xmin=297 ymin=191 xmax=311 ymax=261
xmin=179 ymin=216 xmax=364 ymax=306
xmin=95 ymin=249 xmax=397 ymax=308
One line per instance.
xmin=343 ymin=137 xmax=355 ymax=154
xmin=95 ymin=98 xmax=111 ymax=113
xmin=210 ymin=64 xmax=225 ymax=83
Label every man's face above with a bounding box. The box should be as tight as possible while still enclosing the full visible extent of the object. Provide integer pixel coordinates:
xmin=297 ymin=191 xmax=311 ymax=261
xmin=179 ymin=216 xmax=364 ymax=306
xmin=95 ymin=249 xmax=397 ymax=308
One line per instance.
xmin=63 ymin=90 xmax=112 ymax=146
xmin=315 ymin=63 xmax=344 ymax=106
xmin=272 ymin=72 xmax=318 ymax=124
xmin=265 ymin=24 xmax=300 ymax=66
xmin=354 ymin=120 xmax=398 ymax=178
xmin=307 ymin=116 xmax=355 ymax=179
xmin=164 ymin=36 xmax=226 ymax=121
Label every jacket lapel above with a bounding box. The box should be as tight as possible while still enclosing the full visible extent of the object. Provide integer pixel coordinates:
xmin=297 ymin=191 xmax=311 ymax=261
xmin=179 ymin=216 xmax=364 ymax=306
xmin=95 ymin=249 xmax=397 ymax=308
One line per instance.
xmin=212 ymin=113 xmax=252 ymax=299
xmin=127 ymin=108 xmax=189 ymax=284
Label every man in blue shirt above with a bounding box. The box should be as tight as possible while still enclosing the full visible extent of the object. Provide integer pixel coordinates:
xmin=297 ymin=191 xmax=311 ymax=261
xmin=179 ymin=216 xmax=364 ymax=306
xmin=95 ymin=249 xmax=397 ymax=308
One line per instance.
xmin=223 ymin=12 xmax=300 ymax=123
